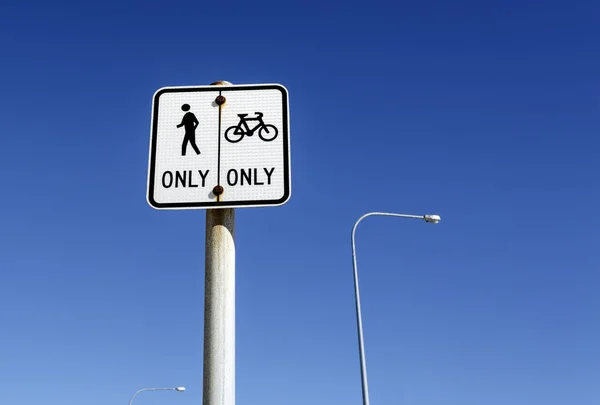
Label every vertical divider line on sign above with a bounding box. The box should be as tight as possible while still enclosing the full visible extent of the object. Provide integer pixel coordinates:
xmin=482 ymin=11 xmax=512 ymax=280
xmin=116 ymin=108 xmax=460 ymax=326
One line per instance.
xmin=217 ymin=90 xmax=223 ymax=202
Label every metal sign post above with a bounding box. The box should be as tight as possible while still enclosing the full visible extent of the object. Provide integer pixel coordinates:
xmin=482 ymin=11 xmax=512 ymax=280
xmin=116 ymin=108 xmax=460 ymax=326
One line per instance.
xmin=203 ymin=81 xmax=235 ymax=405
xmin=146 ymin=80 xmax=291 ymax=405
xmin=204 ymin=206 xmax=235 ymax=405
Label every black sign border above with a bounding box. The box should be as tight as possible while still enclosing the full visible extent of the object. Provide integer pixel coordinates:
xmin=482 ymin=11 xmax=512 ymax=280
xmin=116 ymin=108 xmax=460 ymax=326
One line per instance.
xmin=147 ymin=84 xmax=291 ymax=210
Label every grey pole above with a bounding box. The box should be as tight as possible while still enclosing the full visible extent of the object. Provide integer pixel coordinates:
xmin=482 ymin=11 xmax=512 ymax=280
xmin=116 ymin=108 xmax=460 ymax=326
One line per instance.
xmin=351 ymin=212 xmax=441 ymax=405
xmin=204 ymin=208 xmax=235 ymax=405
xmin=203 ymin=80 xmax=236 ymax=405
xmin=129 ymin=387 xmax=185 ymax=405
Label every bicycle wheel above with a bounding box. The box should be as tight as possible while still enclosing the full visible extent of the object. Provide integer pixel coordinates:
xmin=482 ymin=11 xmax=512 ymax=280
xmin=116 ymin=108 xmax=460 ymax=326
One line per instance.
xmin=225 ymin=126 xmax=244 ymax=143
xmin=258 ymin=124 xmax=278 ymax=142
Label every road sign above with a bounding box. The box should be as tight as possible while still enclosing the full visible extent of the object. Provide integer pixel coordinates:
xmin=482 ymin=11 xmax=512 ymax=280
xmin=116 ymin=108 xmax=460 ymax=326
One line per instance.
xmin=147 ymin=83 xmax=291 ymax=209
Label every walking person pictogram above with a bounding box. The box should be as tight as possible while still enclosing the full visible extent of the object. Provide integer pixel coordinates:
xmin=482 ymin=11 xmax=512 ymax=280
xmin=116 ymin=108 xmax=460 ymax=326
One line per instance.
xmin=177 ymin=104 xmax=201 ymax=156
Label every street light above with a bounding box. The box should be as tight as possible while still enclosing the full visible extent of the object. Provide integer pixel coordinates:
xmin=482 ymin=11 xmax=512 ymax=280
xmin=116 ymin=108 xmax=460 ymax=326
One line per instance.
xmin=351 ymin=212 xmax=441 ymax=405
xmin=129 ymin=387 xmax=186 ymax=405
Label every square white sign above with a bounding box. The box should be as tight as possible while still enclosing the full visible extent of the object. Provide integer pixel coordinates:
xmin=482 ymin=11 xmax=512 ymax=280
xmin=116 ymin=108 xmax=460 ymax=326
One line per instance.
xmin=147 ymin=83 xmax=291 ymax=209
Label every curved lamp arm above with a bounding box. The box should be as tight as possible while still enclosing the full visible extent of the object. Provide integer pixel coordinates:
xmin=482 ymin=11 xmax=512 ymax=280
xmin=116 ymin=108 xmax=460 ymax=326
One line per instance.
xmin=129 ymin=387 xmax=186 ymax=405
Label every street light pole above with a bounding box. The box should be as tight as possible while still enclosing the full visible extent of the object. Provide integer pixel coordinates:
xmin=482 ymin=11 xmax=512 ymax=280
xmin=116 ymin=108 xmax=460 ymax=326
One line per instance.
xmin=129 ymin=387 xmax=186 ymax=405
xmin=351 ymin=212 xmax=441 ymax=405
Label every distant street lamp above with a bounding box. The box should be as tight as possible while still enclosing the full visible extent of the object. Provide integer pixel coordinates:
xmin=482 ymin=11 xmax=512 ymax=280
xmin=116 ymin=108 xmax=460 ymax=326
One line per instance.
xmin=351 ymin=212 xmax=441 ymax=405
xmin=129 ymin=387 xmax=186 ymax=405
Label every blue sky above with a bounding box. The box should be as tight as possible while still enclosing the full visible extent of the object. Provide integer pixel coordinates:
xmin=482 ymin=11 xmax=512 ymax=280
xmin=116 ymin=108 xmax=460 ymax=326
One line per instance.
xmin=1 ymin=1 xmax=599 ymax=404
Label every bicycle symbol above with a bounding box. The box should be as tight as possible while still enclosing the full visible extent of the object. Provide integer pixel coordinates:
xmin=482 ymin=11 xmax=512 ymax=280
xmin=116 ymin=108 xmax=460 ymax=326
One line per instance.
xmin=224 ymin=112 xmax=278 ymax=143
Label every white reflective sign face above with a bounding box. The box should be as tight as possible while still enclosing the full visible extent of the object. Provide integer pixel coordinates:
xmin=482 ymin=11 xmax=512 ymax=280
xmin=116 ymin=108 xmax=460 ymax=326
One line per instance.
xmin=147 ymin=84 xmax=291 ymax=209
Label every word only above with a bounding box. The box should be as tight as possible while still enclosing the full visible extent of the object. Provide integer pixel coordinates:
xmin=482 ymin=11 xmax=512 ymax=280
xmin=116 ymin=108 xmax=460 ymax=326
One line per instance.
xmin=161 ymin=168 xmax=276 ymax=188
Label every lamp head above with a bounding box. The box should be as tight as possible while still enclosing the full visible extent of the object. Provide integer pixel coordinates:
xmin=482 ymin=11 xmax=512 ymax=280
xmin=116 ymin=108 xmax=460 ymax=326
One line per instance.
xmin=424 ymin=214 xmax=441 ymax=224
xmin=175 ymin=387 xmax=186 ymax=392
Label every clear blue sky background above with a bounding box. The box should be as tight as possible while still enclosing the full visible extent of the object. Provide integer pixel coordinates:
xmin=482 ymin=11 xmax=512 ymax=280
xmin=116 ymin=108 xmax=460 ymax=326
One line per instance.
xmin=1 ymin=1 xmax=598 ymax=404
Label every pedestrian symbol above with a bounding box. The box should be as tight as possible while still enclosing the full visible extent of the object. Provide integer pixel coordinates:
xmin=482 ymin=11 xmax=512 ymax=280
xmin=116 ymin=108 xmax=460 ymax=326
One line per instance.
xmin=177 ymin=104 xmax=201 ymax=156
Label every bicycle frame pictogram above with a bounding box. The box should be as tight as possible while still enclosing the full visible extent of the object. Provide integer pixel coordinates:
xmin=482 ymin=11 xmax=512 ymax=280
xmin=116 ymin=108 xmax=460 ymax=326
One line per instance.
xmin=224 ymin=112 xmax=278 ymax=143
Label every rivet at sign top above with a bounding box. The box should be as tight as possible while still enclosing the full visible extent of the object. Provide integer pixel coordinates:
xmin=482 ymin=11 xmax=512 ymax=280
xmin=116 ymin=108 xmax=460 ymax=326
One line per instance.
xmin=215 ymin=95 xmax=226 ymax=105
xmin=213 ymin=185 xmax=224 ymax=196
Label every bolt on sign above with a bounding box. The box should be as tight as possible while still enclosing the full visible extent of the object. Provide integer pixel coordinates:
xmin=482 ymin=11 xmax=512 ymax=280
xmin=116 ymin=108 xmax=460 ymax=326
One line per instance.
xmin=147 ymin=83 xmax=291 ymax=209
